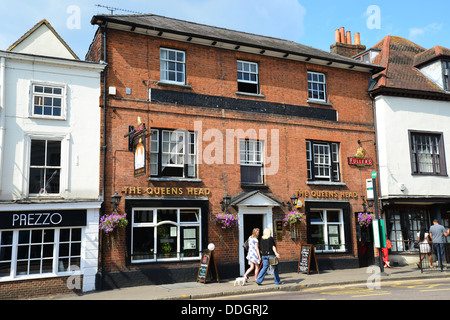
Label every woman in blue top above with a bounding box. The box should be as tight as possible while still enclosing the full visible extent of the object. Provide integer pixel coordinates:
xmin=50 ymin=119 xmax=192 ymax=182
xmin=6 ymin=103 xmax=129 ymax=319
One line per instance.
xmin=244 ymin=228 xmax=261 ymax=281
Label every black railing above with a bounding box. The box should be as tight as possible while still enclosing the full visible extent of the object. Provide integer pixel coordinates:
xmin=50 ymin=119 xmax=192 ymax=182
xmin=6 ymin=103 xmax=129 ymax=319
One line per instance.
xmin=418 ymin=242 xmax=450 ymax=272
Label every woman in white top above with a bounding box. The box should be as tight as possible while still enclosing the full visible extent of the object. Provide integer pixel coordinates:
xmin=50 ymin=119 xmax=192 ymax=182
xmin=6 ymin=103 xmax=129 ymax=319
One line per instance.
xmin=417 ymin=226 xmax=434 ymax=269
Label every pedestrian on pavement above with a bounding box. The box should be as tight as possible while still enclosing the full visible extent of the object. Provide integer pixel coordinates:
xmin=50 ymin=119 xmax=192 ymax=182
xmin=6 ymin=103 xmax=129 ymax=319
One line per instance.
xmin=244 ymin=228 xmax=261 ymax=281
xmin=256 ymin=227 xmax=283 ymax=285
xmin=382 ymin=238 xmax=391 ymax=268
xmin=429 ymin=219 xmax=450 ymax=271
xmin=417 ymin=226 xmax=433 ymax=269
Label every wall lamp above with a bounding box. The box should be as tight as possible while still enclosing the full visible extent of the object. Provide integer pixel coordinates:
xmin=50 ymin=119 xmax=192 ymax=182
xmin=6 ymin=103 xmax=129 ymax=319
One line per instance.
xmin=111 ymin=192 xmax=122 ymax=211
xmin=221 ymin=193 xmax=231 ymax=212
xmin=287 ymin=193 xmax=299 ymax=211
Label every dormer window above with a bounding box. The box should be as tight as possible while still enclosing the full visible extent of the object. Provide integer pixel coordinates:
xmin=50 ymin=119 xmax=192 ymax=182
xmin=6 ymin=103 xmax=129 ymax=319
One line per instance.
xmin=443 ymin=60 xmax=450 ymax=91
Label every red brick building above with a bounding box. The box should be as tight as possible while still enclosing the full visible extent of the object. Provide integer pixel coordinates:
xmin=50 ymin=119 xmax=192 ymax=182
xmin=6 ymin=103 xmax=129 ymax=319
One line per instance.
xmin=87 ymin=14 xmax=383 ymax=289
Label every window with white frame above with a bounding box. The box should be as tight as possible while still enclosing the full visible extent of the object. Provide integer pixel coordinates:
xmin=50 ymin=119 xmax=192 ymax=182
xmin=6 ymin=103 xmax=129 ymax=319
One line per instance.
xmin=131 ymin=208 xmax=201 ymax=262
xmin=0 ymin=228 xmax=82 ymax=279
xmin=307 ymin=71 xmax=327 ymax=102
xmin=150 ymin=129 xmax=196 ymax=178
xmin=409 ymin=131 xmax=446 ymax=175
xmin=31 ymin=83 xmax=65 ymax=118
xmin=310 ymin=209 xmax=345 ymax=252
xmin=237 ymin=60 xmax=259 ymax=94
xmin=29 ymin=140 xmax=61 ymax=195
xmin=306 ymin=141 xmax=340 ymax=182
xmin=240 ymin=139 xmax=264 ymax=185
xmin=160 ymin=48 xmax=186 ymax=84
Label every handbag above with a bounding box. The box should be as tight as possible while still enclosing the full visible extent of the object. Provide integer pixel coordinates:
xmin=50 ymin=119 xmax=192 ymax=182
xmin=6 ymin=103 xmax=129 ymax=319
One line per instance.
xmin=243 ymin=239 xmax=249 ymax=251
xmin=269 ymin=257 xmax=279 ymax=266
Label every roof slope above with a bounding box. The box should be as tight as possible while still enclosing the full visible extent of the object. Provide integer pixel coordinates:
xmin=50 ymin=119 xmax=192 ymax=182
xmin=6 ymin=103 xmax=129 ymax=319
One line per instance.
xmin=370 ymin=36 xmax=449 ymax=98
xmin=91 ymin=13 xmax=382 ymax=72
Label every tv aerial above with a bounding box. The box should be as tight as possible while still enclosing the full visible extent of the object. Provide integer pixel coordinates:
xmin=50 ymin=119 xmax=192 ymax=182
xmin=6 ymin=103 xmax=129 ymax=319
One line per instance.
xmin=95 ymin=4 xmax=143 ymax=15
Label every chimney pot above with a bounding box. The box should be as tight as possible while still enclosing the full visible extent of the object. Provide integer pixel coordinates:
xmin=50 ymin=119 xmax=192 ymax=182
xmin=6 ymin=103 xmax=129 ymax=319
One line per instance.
xmin=346 ymin=31 xmax=352 ymax=44
xmin=355 ymin=32 xmax=361 ymax=45
xmin=335 ymin=29 xmax=341 ymax=43
xmin=339 ymin=27 xmax=345 ymax=44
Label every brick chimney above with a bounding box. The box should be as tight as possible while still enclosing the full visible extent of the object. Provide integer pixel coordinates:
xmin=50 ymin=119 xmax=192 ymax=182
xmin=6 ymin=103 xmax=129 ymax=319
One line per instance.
xmin=330 ymin=27 xmax=366 ymax=58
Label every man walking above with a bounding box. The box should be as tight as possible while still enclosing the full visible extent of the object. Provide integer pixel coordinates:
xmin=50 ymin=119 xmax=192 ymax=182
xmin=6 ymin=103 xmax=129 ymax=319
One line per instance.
xmin=429 ymin=219 xmax=450 ymax=271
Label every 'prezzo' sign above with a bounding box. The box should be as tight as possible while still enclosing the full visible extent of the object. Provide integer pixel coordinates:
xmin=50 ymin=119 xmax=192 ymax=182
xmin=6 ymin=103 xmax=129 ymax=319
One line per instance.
xmin=0 ymin=210 xmax=87 ymax=230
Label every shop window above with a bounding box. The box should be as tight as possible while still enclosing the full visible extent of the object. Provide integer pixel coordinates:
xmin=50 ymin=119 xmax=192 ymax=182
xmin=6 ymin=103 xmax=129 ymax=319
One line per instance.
xmin=131 ymin=208 xmax=201 ymax=263
xmin=240 ymin=139 xmax=264 ymax=185
xmin=160 ymin=48 xmax=186 ymax=85
xmin=409 ymin=131 xmax=446 ymax=175
xmin=150 ymin=129 xmax=196 ymax=178
xmin=310 ymin=209 xmax=345 ymax=252
xmin=31 ymin=83 xmax=65 ymax=119
xmin=387 ymin=209 xmax=429 ymax=252
xmin=29 ymin=140 xmax=61 ymax=195
xmin=0 ymin=228 xmax=82 ymax=280
xmin=306 ymin=141 xmax=340 ymax=182
xmin=237 ymin=60 xmax=259 ymax=94
xmin=307 ymin=71 xmax=327 ymax=102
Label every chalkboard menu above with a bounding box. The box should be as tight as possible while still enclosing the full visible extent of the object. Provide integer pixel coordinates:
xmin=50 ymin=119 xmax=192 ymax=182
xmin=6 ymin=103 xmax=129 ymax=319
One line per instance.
xmin=197 ymin=250 xmax=219 ymax=283
xmin=297 ymin=244 xmax=319 ymax=275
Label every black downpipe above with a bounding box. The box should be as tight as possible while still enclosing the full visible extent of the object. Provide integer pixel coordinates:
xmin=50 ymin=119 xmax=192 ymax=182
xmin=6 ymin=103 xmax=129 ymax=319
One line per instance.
xmin=99 ymin=22 xmax=108 ymax=291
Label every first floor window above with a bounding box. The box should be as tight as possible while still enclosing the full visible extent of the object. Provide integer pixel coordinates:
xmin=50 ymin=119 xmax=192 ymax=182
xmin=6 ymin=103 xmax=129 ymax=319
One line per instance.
xmin=310 ymin=209 xmax=345 ymax=252
xmin=0 ymin=228 xmax=82 ymax=279
xmin=131 ymin=208 xmax=201 ymax=262
xmin=410 ymin=131 xmax=446 ymax=175
xmin=29 ymin=139 xmax=61 ymax=195
xmin=240 ymin=139 xmax=264 ymax=185
xmin=150 ymin=129 xmax=196 ymax=178
xmin=306 ymin=141 xmax=340 ymax=182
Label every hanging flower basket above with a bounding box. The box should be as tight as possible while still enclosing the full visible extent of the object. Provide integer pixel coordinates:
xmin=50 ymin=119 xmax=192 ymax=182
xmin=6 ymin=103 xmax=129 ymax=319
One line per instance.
xmin=357 ymin=212 xmax=375 ymax=228
xmin=216 ymin=213 xmax=239 ymax=230
xmin=99 ymin=212 xmax=128 ymax=233
xmin=283 ymin=211 xmax=304 ymax=227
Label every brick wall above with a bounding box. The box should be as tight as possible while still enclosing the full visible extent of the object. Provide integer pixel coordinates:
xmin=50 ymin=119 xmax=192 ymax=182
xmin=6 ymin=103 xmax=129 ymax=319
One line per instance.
xmin=87 ymin=27 xmax=377 ymax=274
xmin=0 ymin=276 xmax=82 ymax=300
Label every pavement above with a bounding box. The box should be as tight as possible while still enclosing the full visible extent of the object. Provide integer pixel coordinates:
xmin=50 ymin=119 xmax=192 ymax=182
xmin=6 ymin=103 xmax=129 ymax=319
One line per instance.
xmin=44 ymin=264 xmax=450 ymax=300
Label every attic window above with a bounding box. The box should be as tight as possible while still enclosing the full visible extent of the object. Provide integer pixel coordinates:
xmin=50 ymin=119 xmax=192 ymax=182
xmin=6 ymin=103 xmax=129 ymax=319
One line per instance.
xmin=443 ymin=60 xmax=450 ymax=91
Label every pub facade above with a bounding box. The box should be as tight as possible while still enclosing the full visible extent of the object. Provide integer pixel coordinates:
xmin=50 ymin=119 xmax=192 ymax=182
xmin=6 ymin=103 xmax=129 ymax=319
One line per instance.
xmin=87 ymin=14 xmax=383 ymax=288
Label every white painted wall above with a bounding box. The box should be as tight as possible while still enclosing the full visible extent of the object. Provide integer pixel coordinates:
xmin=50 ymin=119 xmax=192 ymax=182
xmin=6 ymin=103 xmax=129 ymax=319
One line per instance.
xmin=0 ymin=53 xmax=104 ymax=200
xmin=375 ymin=95 xmax=450 ymax=198
xmin=419 ymin=60 xmax=445 ymax=91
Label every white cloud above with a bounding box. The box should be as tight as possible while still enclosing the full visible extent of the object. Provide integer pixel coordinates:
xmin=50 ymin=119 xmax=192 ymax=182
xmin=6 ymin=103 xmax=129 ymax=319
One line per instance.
xmin=409 ymin=23 xmax=444 ymax=39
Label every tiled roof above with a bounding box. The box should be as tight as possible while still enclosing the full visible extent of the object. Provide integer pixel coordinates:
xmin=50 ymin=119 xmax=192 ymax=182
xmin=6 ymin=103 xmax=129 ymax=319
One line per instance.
xmin=91 ymin=14 xmax=382 ymax=72
xmin=370 ymin=36 xmax=450 ymax=98
xmin=414 ymin=45 xmax=450 ymax=67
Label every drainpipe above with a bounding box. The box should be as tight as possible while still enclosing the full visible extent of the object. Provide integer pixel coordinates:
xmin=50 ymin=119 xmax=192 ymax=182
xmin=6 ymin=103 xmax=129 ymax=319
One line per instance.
xmin=0 ymin=57 xmax=6 ymax=193
xmin=99 ymin=22 xmax=108 ymax=291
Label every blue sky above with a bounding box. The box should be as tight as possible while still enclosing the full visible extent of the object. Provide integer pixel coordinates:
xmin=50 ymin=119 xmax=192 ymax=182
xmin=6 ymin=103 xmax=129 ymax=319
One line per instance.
xmin=1 ymin=0 xmax=449 ymax=59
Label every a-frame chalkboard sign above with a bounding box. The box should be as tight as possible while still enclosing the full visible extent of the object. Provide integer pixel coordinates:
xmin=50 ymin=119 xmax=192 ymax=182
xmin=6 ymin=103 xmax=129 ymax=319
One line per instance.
xmin=297 ymin=244 xmax=319 ymax=275
xmin=197 ymin=249 xmax=220 ymax=283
